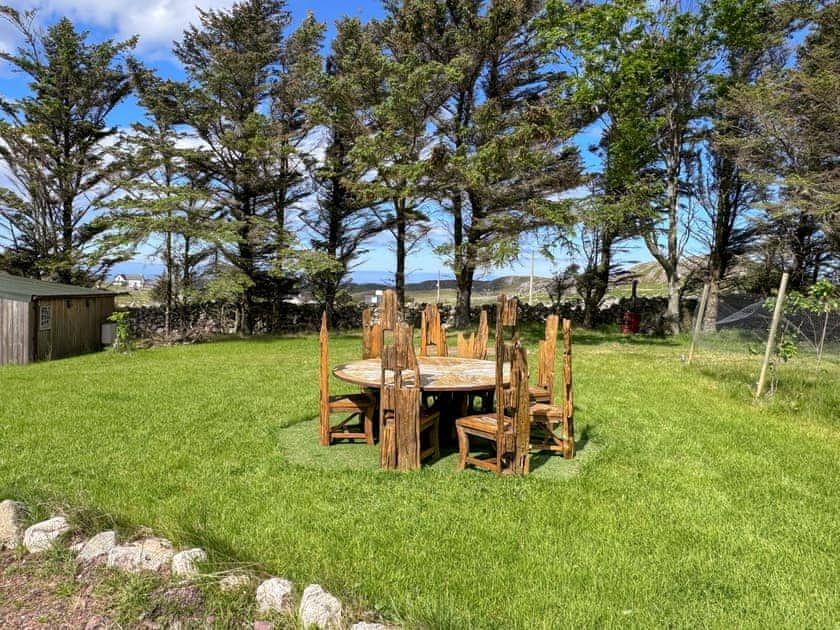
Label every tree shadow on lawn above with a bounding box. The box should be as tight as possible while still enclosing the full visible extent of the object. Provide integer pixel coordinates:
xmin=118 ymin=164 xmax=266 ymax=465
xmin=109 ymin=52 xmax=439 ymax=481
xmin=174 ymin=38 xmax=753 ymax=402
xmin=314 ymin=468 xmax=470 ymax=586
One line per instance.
xmin=275 ymin=418 xmax=600 ymax=480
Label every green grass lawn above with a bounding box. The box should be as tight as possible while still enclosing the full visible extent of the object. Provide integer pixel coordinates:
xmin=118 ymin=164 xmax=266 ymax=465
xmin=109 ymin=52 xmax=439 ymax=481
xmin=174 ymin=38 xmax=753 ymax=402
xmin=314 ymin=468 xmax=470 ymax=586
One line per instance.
xmin=1 ymin=329 xmax=838 ymax=628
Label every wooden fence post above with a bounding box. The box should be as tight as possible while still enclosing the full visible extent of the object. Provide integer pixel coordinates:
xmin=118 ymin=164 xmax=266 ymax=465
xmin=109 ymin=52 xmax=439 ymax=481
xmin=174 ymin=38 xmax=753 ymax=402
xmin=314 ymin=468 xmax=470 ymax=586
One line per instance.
xmin=755 ymin=272 xmax=789 ymax=400
xmin=687 ymin=282 xmax=711 ymax=365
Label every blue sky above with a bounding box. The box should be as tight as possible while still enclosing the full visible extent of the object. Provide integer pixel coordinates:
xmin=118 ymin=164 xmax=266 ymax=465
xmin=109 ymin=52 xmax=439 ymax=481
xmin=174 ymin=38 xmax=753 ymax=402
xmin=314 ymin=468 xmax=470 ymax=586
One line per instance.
xmin=0 ymin=0 xmax=658 ymax=283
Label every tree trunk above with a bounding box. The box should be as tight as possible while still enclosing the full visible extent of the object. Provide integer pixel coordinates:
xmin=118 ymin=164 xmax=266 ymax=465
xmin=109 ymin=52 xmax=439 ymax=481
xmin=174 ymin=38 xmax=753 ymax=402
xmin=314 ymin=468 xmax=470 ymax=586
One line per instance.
xmin=665 ymin=272 xmax=681 ymax=335
xmin=164 ymin=228 xmax=173 ymax=336
xmin=395 ymin=198 xmax=406 ymax=307
xmin=455 ymin=265 xmax=474 ymax=329
xmin=702 ymin=269 xmax=721 ymax=332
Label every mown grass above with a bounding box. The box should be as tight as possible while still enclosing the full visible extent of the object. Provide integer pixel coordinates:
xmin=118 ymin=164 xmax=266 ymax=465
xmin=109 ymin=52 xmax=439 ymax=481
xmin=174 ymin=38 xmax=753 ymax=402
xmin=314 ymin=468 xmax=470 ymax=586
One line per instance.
xmin=1 ymin=328 xmax=838 ymax=628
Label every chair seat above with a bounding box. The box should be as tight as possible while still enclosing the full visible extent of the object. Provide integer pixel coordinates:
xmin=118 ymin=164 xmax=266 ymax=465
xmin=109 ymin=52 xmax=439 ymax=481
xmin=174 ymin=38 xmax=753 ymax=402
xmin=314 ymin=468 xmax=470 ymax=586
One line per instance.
xmin=530 ymin=402 xmax=563 ymax=420
xmin=455 ymin=413 xmax=512 ymax=436
xmin=529 ymin=385 xmax=551 ymax=402
xmin=328 ymin=393 xmax=374 ymax=411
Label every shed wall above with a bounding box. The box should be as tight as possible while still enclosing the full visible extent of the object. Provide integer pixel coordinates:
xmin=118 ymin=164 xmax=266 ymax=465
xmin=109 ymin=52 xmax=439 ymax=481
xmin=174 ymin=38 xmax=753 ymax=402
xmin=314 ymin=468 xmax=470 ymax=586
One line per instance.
xmin=0 ymin=298 xmax=32 ymax=365
xmin=34 ymin=296 xmax=115 ymax=361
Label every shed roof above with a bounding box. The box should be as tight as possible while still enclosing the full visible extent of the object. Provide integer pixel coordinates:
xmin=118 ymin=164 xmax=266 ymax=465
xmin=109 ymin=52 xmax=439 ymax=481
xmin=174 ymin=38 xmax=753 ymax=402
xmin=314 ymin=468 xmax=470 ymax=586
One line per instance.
xmin=0 ymin=272 xmax=115 ymax=302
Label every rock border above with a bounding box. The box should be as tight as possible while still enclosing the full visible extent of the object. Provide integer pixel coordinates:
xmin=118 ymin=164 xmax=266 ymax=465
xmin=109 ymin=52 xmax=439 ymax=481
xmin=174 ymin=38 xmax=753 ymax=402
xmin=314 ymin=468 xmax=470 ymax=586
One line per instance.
xmin=1 ymin=498 xmax=395 ymax=629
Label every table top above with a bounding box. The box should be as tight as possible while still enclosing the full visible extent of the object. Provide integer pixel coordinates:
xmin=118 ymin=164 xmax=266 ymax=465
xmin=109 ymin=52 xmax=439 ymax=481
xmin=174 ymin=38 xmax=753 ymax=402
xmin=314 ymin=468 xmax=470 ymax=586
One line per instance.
xmin=333 ymin=356 xmax=508 ymax=392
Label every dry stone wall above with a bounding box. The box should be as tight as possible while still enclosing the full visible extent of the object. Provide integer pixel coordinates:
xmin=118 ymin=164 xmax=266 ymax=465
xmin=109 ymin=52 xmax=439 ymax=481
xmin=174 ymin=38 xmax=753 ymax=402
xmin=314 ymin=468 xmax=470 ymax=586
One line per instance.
xmin=126 ymin=296 xmax=696 ymax=339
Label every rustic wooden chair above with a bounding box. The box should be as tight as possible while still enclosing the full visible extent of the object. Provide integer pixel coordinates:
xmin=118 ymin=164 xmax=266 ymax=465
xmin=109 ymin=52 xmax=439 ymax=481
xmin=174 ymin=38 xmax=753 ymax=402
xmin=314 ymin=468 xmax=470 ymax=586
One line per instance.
xmin=455 ymin=309 xmax=489 ymax=359
xmin=529 ymin=318 xmax=575 ymax=459
xmin=419 ymin=303 xmax=448 ymax=357
xmin=379 ymin=322 xmax=440 ymax=470
xmin=319 ymin=312 xmax=375 ymax=446
xmin=529 ymin=314 xmax=559 ymax=404
xmin=455 ymin=294 xmax=530 ymax=475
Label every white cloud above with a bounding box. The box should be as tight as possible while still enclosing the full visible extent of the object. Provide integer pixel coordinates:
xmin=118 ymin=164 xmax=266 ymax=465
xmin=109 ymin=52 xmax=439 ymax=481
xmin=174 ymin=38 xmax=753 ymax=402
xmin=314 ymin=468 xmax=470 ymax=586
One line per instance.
xmin=14 ymin=0 xmax=239 ymax=58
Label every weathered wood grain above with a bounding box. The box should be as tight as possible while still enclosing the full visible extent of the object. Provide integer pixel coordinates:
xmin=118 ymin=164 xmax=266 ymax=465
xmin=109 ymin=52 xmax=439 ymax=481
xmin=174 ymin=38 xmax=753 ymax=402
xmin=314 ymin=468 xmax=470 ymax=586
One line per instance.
xmin=334 ymin=356 xmax=509 ymax=392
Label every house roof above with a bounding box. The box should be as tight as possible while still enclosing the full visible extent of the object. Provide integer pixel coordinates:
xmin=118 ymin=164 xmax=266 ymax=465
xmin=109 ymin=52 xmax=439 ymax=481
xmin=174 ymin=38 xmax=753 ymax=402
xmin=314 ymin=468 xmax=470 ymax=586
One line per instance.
xmin=0 ymin=272 xmax=115 ymax=302
xmin=115 ymin=273 xmax=144 ymax=281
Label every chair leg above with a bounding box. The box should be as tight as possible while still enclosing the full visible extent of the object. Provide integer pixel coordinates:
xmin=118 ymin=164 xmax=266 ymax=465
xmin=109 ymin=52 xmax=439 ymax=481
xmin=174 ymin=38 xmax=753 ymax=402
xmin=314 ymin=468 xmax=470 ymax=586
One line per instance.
xmin=364 ymin=407 xmax=374 ymax=446
xmin=432 ymin=420 xmax=440 ymax=461
xmin=456 ymin=426 xmax=468 ymax=471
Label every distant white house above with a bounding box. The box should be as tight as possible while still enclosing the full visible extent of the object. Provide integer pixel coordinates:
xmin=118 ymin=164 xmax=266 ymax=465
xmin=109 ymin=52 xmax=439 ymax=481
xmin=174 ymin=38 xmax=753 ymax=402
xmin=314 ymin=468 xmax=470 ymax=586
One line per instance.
xmin=113 ymin=273 xmax=146 ymax=291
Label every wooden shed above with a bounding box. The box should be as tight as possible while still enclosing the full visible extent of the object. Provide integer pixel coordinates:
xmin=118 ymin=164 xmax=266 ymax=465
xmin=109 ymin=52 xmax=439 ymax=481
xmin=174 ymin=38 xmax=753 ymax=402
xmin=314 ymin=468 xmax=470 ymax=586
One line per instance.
xmin=0 ymin=272 xmax=116 ymax=365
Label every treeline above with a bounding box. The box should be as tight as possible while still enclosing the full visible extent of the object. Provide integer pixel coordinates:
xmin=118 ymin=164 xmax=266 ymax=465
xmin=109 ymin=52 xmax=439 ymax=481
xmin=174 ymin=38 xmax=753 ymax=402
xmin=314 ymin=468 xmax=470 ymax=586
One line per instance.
xmin=0 ymin=0 xmax=837 ymax=333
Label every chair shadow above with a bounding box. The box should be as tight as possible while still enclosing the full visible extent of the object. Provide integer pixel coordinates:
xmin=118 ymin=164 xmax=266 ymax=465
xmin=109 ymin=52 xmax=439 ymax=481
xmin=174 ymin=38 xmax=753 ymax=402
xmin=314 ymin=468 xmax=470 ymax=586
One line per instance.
xmin=528 ymin=423 xmax=592 ymax=472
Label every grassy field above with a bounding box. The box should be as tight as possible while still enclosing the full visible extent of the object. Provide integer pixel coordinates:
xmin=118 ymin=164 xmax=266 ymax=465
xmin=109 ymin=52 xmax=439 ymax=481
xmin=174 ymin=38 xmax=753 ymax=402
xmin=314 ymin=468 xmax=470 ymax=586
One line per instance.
xmin=1 ymin=328 xmax=838 ymax=628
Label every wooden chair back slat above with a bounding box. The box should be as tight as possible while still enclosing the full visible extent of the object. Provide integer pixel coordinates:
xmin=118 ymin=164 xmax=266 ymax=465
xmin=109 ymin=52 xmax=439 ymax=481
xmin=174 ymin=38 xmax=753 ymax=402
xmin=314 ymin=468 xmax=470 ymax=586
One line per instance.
xmin=510 ymin=344 xmax=531 ymax=474
xmin=562 ymin=317 xmax=574 ymax=434
xmin=537 ymin=315 xmax=559 ymax=400
xmin=362 ymin=308 xmax=375 ymax=359
xmin=494 ymin=294 xmax=520 ymax=468
xmin=456 ymin=331 xmax=475 ymax=358
xmin=420 ymin=304 xmax=447 ymax=357
xmin=380 ymin=322 xmax=423 ymax=470
xmin=319 ymin=313 xmax=330 ymax=445
xmin=475 ymin=310 xmax=489 ymax=359
xmin=380 ymin=289 xmax=398 ymax=330
xmin=499 ymin=296 xmax=518 ymax=327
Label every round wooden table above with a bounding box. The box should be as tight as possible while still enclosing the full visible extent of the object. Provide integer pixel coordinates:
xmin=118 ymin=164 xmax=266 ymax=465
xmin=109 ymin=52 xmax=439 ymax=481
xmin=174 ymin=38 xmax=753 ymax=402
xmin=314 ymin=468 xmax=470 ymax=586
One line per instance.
xmin=332 ymin=356 xmax=507 ymax=392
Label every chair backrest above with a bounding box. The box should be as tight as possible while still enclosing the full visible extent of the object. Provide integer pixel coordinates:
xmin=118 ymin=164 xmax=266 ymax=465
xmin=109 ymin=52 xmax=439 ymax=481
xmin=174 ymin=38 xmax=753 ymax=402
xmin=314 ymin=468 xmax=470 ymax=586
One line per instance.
xmin=537 ymin=314 xmax=560 ymax=400
xmin=380 ymin=322 xmax=421 ymax=470
xmin=494 ymin=294 xmax=520 ymax=448
xmin=455 ymin=309 xmax=489 ymax=359
xmin=362 ymin=308 xmax=382 ymax=359
xmin=420 ymin=304 xmax=447 ymax=357
xmin=319 ymin=312 xmax=330 ymax=444
xmin=379 ymin=289 xmax=398 ymax=331
xmin=561 ymin=318 xmax=573 ymax=427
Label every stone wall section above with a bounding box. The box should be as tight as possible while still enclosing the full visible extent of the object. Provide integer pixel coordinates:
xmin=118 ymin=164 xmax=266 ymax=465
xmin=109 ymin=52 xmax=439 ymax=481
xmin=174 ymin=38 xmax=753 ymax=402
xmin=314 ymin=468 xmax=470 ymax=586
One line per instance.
xmin=126 ymin=297 xmax=698 ymax=339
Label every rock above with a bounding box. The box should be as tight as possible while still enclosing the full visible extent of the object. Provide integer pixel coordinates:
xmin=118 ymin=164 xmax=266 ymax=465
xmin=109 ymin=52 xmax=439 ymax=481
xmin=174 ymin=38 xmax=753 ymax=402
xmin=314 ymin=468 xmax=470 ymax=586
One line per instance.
xmin=23 ymin=516 xmax=71 ymax=553
xmin=171 ymin=547 xmax=206 ymax=578
xmin=253 ymin=622 xmax=274 ymax=630
xmin=0 ymin=500 xmax=24 ymax=550
xmin=106 ymin=537 xmax=174 ymax=573
xmin=299 ymin=584 xmax=343 ymax=629
xmin=255 ymin=577 xmax=294 ymax=614
xmin=162 ymin=584 xmax=204 ymax=608
xmin=350 ymin=624 xmax=391 ymax=630
xmin=78 ymin=530 xmax=118 ymax=563
xmin=220 ymin=574 xmax=251 ymax=592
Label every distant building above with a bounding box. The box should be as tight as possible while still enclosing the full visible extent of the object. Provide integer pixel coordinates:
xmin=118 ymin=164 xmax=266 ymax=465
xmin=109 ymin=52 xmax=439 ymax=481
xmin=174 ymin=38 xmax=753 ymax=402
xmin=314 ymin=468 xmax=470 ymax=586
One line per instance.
xmin=0 ymin=272 xmax=116 ymax=365
xmin=113 ymin=273 xmax=145 ymax=290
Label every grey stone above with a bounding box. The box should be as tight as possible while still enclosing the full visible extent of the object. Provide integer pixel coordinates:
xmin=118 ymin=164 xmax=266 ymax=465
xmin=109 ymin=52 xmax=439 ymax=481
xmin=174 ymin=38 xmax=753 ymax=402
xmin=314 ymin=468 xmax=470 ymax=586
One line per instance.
xmin=23 ymin=516 xmax=71 ymax=553
xmin=0 ymin=500 xmax=24 ymax=550
xmin=299 ymin=584 xmax=343 ymax=629
xmin=255 ymin=577 xmax=294 ymax=614
xmin=220 ymin=574 xmax=251 ymax=592
xmin=77 ymin=530 xmax=118 ymax=563
xmin=350 ymin=624 xmax=391 ymax=630
xmin=171 ymin=547 xmax=207 ymax=578
xmin=106 ymin=537 xmax=174 ymax=572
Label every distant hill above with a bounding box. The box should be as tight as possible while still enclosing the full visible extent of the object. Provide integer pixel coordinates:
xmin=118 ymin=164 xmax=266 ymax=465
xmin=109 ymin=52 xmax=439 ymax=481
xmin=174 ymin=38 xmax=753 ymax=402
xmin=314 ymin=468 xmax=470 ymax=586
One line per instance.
xmin=348 ymin=275 xmax=553 ymax=299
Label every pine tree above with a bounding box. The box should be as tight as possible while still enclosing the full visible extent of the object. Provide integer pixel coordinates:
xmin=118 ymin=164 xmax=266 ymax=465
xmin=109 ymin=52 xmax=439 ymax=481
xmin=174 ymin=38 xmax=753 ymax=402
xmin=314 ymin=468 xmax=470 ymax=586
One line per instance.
xmin=173 ymin=0 xmax=323 ymax=333
xmin=298 ymin=18 xmax=390 ymax=326
xmin=385 ymin=0 xmax=582 ymax=326
xmin=0 ymin=8 xmax=136 ymax=283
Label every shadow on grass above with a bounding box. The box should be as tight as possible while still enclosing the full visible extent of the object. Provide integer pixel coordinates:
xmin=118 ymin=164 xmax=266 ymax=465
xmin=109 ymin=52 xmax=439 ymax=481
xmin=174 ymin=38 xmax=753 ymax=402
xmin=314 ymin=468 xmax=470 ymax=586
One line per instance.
xmin=276 ymin=418 xmax=600 ymax=480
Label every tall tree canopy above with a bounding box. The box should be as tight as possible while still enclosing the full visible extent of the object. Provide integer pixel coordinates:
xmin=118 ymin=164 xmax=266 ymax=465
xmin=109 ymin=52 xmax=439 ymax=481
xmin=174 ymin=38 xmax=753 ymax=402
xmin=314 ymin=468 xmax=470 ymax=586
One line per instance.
xmin=173 ymin=0 xmax=323 ymax=333
xmin=0 ymin=7 xmax=136 ymax=283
